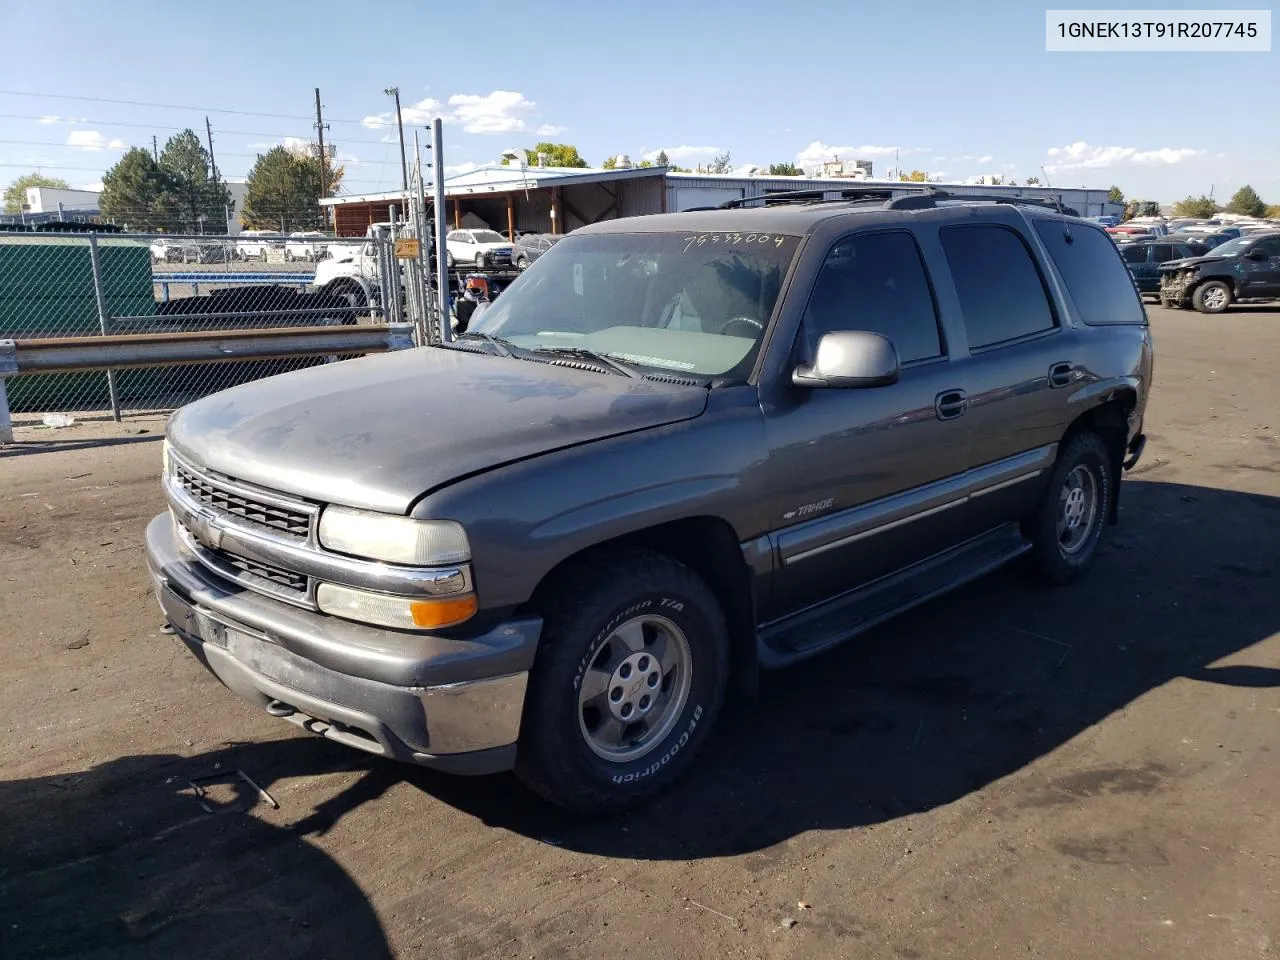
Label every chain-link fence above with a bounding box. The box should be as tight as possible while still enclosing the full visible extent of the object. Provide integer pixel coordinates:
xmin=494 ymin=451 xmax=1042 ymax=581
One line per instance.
xmin=0 ymin=228 xmax=438 ymax=425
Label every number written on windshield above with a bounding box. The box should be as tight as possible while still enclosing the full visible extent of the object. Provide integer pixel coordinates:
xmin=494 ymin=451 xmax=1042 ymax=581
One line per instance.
xmin=681 ymin=233 xmax=788 ymax=252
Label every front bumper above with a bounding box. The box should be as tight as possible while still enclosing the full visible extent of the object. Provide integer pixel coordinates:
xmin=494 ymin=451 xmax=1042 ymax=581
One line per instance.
xmin=145 ymin=514 xmax=539 ymax=774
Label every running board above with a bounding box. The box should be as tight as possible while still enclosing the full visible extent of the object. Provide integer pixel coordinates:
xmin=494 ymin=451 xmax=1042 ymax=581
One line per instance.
xmin=757 ymin=523 xmax=1031 ymax=669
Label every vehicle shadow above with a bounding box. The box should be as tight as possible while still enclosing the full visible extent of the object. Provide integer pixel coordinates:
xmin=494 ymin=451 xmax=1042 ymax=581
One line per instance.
xmin=405 ymin=478 xmax=1280 ymax=858
xmin=0 ymin=737 xmax=394 ymax=960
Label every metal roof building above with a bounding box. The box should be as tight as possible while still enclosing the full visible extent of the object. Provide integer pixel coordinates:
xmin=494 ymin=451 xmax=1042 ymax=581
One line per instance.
xmin=320 ymin=165 xmax=1121 ymax=238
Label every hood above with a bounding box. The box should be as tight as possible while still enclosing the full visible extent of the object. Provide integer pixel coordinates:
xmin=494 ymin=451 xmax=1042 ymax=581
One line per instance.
xmin=1158 ymin=254 xmax=1227 ymax=272
xmin=167 ymin=346 xmax=709 ymax=514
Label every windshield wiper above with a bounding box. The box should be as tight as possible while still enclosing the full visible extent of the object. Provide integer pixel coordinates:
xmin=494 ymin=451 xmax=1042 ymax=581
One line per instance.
xmin=454 ymin=331 xmax=514 ymax=357
xmin=530 ymin=346 xmax=643 ymax=379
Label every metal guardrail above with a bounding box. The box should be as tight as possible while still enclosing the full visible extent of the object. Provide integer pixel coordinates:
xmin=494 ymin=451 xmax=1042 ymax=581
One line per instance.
xmin=0 ymin=323 xmax=416 ymax=443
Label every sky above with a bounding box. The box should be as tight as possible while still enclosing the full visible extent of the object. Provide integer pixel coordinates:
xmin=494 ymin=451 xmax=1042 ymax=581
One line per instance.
xmin=0 ymin=0 xmax=1274 ymax=204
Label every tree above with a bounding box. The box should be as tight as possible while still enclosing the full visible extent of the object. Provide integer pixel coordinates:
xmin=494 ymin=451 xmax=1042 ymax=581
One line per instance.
xmin=99 ymin=148 xmax=178 ymax=231
xmin=1226 ymin=184 xmax=1265 ymax=218
xmin=601 ymin=155 xmax=618 ymax=170
xmin=1107 ymin=185 xmax=1125 ymax=205
xmin=158 ymin=129 xmax=232 ymax=232
xmin=242 ymin=143 xmax=341 ymax=231
xmin=4 ymin=172 xmax=71 ymax=213
xmin=654 ymin=150 xmax=670 ymax=168
xmin=1266 ymin=204 xmax=1280 ymax=219
xmin=1172 ymin=195 xmax=1219 ymax=219
xmin=1024 ymin=176 xmax=1041 ymax=186
xmin=709 ymin=151 xmax=732 ymax=174
xmin=769 ymin=162 xmax=803 ymax=176
xmin=502 ymin=142 xmax=587 ymax=168
xmin=636 ymin=159 xmax=653 ymax=168
xmin=899 ymin=169 xmax=930 ymax=182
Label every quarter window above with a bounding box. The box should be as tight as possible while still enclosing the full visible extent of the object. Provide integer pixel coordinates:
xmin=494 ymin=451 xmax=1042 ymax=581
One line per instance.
xmin=801 ymin=231 xmax=943 ymax=363
xmin=1032 ymin=220 xmax=1146 ymax=326
xmin=941 ymin=225 xmax=1057 ymax=348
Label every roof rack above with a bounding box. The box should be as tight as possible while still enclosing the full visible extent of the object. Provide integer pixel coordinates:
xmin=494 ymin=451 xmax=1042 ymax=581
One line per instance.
xmin=713 ymin=184 xmax=1078 ymax=217
xmin=719 ymin=183 xmax=936 ymax=208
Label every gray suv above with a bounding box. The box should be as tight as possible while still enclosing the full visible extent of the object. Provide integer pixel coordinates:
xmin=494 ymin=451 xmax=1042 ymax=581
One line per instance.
xmin=146 ymin=188 xmax=1152 ymax=814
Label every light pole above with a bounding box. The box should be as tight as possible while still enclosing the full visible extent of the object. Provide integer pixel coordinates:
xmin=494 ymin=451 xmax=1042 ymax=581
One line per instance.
xmin=384 ymin=87 xmax=409 ymax=193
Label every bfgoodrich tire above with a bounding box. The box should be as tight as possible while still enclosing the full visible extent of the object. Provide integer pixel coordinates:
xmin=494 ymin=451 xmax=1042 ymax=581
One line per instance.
xmin=515 ymin=549 xmax=729 ymax=815
xmin=1025 ymin=431 xmax=1114 ymax=585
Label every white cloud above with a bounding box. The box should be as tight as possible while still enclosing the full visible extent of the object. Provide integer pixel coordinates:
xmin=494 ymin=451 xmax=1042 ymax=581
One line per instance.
xmin=38 ymin=115 xmax=60 ymax=124
xmin=82 ymin=180 xmax=104 ymax=191
xmin=795 ymin=141 xmax=926 ymax=165
xmin=67 ymin=130 xmax=125 ymax=152
xmin=362 ymin=91 xmax=562 ymax=136
xmin=448 ymin=90 xmax=537 ymax=134
xmin=642 ymin=145 xmax=722 ymax=163
xmin=444 ymin=161 xmax=479 ymax=177
xmin=1043 ymin=141 xmax=1203 ymax=173
xmin=977 ymin=154 xmax=993 ymax=164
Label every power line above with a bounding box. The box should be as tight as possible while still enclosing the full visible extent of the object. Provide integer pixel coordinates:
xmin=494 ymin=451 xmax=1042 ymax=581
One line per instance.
xmin=0 ymin=89 xmax=376 ymax=126
xmin=0 ymin=114 xmax=391 ymax=145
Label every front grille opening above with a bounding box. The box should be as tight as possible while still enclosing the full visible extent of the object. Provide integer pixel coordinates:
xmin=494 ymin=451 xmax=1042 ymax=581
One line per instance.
xmin=216 ymin=551 xmax=308 ymax=595
xmin=175 ymin=463 xmax=311 ymax=539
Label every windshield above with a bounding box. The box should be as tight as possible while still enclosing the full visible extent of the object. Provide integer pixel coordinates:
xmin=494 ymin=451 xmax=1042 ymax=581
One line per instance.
xmin=469 ymin=231 xmax=801 ymax=378
xmin=472 ymin=230 xmax=507 ymax=244
xmin=1205 ymin=236 xmax=1253 ymax=257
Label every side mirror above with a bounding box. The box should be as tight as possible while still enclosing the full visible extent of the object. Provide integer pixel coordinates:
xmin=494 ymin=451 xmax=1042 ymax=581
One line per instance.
xmin=792 ymin=330 xmax=901 ymax=389
xmin=1245 ymin=248 xmax=1268 ymax=261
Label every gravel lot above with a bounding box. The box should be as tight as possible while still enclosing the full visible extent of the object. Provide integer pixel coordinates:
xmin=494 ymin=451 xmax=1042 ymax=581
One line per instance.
xmin=1 ymin=305 xmax=1277 ymax=960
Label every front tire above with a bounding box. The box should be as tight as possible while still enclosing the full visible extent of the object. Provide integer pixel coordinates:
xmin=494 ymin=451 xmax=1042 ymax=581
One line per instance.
xmin=1192 ymin=280 xmax=1232 ymax=314
xmin=1025 ymin=431 xmax=1113 ymax=585
xmin=516 ymin=549 xmax=729 ymax=816
xmin=516 ymin=255 xmax=529 ymax=270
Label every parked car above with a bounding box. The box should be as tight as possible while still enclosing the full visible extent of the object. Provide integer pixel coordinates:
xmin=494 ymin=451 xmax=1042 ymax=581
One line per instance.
xmin=148 ymin=195 xmax=1152 ymax=814
xmin=513 ymin=233 xmax=560 ymax=269
xmin=445 ymin=229 xmax=514 ymax=269
xmin=1159 ymin=231 xmax=1280 ymax=313
xmin=151 ymin=238 xmax=233 ymax=264
xmin=284 ymin=231 xmax=331 ymax=262
xmin=1118 ymin=238 xmax=1210 ymax=295
xmin=235 ymin=230 xmax=285 ymax=261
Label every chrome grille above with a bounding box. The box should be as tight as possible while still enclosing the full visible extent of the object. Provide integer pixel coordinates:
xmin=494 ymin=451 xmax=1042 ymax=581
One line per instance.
xmin=174 ymin=462 xmax=311 ymax=539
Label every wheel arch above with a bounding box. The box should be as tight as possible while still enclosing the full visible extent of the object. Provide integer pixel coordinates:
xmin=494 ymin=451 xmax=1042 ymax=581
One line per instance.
xmin=1062 ymin=388 xmax=1137 ymax=524
xmin=526 ymin=515 xmax=760 ymax=699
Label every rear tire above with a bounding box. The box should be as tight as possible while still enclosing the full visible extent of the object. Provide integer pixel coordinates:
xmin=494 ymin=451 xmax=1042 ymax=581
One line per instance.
xmin=1025 ymin=431 xmax=1113 ymax=585
xmin=515 ymin=549 xmax=729 ymax=816
xmin=1192 ymin=280 xmax=1232 ymax=314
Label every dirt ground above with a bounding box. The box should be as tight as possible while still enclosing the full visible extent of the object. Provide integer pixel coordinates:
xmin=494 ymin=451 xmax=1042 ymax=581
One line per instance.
xmin=1 ymin=305 xmax=1277 ymax=960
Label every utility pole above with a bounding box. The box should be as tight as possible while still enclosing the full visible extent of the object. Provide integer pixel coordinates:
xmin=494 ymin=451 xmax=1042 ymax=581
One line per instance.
xmin=314 ymin=87 xmax=329 ymax=229
xmin=385 ymin=86 xmax=409 ymax=193
xmin=152 ymin=135 xmax=158 ymax=161
xmin=204 ymin=116 xmax=219 ymax=180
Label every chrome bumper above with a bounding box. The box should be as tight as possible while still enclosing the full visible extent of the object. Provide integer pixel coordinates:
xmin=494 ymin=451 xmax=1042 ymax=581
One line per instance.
xmin=146 ymin=514 xmax=538 ymax=774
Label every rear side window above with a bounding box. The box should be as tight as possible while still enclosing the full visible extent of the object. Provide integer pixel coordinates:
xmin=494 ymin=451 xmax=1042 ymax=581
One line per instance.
xmin=1151 ymin=245 xmax=1175 ymax=262
xmin=940 ymin=225 xmax=1057 ymax=349
xmin=1121 ymin=245 xmax=1148 ymax=264
xmin=1033 ymin=221 xmax=1146 ymax=326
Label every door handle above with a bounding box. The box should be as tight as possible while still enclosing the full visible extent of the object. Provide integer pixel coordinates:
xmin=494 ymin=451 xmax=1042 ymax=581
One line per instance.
xmin=1048 ymin=362 xmax=1074 ymax=389
xmin=934 ymin=389 xmax=968 ymax=421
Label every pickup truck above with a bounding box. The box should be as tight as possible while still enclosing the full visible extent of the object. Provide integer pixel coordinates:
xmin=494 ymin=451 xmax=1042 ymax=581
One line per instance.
xmin=146 ymin=191 xmax=1152 ymax=814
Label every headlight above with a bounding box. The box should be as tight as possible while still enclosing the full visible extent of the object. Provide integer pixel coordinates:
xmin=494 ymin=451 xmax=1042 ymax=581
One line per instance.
xmin=316 ymin=582 xmax=477 ymax=630
xmin=317 ymin=505 xmax=470 ymax=566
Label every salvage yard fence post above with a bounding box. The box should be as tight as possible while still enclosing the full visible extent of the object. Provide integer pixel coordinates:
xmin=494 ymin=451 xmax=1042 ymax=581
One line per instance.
xmin=86 ymin=233 xmax=123 ymax=423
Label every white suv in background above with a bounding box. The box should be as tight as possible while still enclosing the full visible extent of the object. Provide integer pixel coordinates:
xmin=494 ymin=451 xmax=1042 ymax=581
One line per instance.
xmin=235 ymin=230 xmax=285 ymax=260
xmin=444 ymin=229 xmax=514 ymax=269
xmin=284 ymin=231 xmax=331 ymax=261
